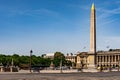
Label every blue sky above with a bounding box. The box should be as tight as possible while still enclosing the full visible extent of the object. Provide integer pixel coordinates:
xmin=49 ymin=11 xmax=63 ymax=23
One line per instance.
xmin=0 ymin=0 xmax=120 ymax=55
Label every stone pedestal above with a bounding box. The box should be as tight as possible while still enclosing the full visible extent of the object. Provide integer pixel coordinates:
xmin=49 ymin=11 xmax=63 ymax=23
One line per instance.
xmin=10 ymin=66 xmax=13 ymax=72
xmin=86 ymin=53 xmax=97 ymax=72
xmin=16 ymin=66 xmax=19 ymax=72
xmin=50 ymin=61 xmax=55 ymax=70
xmin=83 ymin=68 xmax=98 ymax=72
xmin=0 ymin=66 xmax=4 ymax=72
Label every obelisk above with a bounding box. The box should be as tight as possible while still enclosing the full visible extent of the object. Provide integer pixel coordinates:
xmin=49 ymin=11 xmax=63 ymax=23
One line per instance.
xmin=88 ymin=3 xmax=97 ymax=69
xmin=90 ymin=3 xmax=96 ymax=54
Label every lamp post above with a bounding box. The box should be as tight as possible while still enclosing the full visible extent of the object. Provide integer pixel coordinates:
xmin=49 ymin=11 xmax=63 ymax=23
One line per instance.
xmin=79 ymin=53 xmax=84 ymax=71
xmin=85 ymin=54 xmax=88 ymax=68
xmin=118 ymin=60 xmax=120 ymax=71
xmin=109 ymin=55 xmax=111 ymax=72
xmin=30 ymin=50 xmax=33 ymax=73
xmin=60 ymin=56 xmax=62 ymax=73
xmin=11 ymin=58 xmax=14 ymax=66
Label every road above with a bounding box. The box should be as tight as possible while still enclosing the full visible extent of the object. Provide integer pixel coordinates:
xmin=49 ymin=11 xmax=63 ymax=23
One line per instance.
xmin=0 ymin=72 xmax=120 ymax=80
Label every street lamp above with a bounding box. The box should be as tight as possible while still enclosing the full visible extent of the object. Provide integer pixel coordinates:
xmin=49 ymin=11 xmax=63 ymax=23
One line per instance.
xmin=60 ymin=56 xmax=62 ymax=73
xmin=109 ymin=55 xmax=111 ymax=72
xmin=118 ymin=60 xmax=120 ymax=71
xmin=79 ymin=53 xmax=85 ymax=71
xmin=85 ymin=54 xmax=88 ymax=68
xmin=30 ymin=50 xmax=33 ymax=73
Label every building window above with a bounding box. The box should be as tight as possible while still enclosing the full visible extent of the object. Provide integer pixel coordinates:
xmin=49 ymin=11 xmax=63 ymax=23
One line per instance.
xmin=116 ymin=55 xmax=118 ymax=61
xmin=97 ymin=56 xmax=99 ymax=62
xmin=107 ymin=56 xmax=109 ymax=62
xmin=104 ymin=56 xmax=105 ymax=62
xmin=113 ymin=55 xmax=115 ymax=62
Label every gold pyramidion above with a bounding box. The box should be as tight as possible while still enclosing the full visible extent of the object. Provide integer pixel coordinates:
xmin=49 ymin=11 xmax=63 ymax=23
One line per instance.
xmin=91 ymin=3 xmax=95 ymax=10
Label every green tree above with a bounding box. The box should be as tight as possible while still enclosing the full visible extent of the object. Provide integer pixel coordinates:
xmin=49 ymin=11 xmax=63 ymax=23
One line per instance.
xmin=54 ymin=52 xmax=65 ymax=59
xmin=0 ymin=53 xmax=51 ymax=68
xmin=53 ymin=52 xmax=66 ymax=67
xmin=12 ymin=54 xmax=20 ymax=66
xmin=19 ymin=55 xmax=30 ymax=65
xmin=66 ymin=60 xmax=72 ymax=66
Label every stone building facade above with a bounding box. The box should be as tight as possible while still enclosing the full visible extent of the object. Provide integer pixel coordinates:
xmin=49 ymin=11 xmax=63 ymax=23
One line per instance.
xmin=65 ymin=53 xmax=77 ymax=63
xmin=96 ymin=49 xmax=120 ymax=68
xmin=76 ymin=49 xmax=120 ymax=69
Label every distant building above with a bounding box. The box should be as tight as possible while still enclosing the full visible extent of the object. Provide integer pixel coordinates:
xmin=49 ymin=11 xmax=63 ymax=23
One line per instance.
xmin=76 ymin=52 xmax=88 ymax=68
xmin=42 ymin=53 xmax=54 ymax=59
xmin=96 ymin=49 xmax=120 ymax=68
xmin=76 ymin=49 xmax=120 ymax=69
xmin=65 ymin=53 xmax=77 ymax=63
xmin=42 ymin=53 xmax=77 ymax=64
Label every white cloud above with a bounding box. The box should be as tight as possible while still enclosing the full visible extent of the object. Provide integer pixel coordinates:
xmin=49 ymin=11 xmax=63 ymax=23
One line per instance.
xmin=9 ymin=8 xmax=61 ymax=17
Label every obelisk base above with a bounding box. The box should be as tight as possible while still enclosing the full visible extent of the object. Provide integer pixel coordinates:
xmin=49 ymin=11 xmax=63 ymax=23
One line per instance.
xmin=83 ymin=64 xmax=98 ymax=72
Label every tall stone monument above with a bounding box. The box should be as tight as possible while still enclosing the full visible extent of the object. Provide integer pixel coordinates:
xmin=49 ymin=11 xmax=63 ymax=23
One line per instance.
xmin=87 ymin=3 xmax=97 ymax=70
xmin=90 ymin=4 xmax=96 ymax=54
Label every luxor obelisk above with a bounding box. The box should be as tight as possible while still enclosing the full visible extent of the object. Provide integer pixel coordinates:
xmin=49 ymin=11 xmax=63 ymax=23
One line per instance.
xmin=88 ymin=3 xmax=97 ymax=68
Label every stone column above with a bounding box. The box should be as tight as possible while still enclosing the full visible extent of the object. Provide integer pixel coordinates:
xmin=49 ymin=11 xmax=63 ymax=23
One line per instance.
xmin=118 ymin=55 xmax=120 ymax=61
xmin=97 ymin=56 xmax=99 ymax=63
xmin=10 ymin=66 xmax=13 ymax=72
xmin=109 ymin=55 xmax=110 ymax=66
xmin=115 ymin=55 xmax=116 ymax=64
xmin=111 ymin=56 xmax=113 ymax=67
xmin=105 ymin=56 xmax=107 ymax=62
xmin=111 ymin=56 xmax=113 ymax=62
xmin=100 ymin=56 xmax=101 ymax=65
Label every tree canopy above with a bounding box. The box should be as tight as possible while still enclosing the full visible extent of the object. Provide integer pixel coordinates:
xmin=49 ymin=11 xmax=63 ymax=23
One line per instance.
xmin=0 ymin=54 xmax=51 ymax=67
xmin=0 ymin=52 xmax=72 ymax=68
xmin=53 ymin=52 xmax=72 ymax=67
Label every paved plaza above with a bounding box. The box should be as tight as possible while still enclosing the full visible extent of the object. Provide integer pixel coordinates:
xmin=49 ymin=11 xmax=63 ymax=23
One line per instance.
xmin=0 ymin=72 xmax=120 ymax=80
